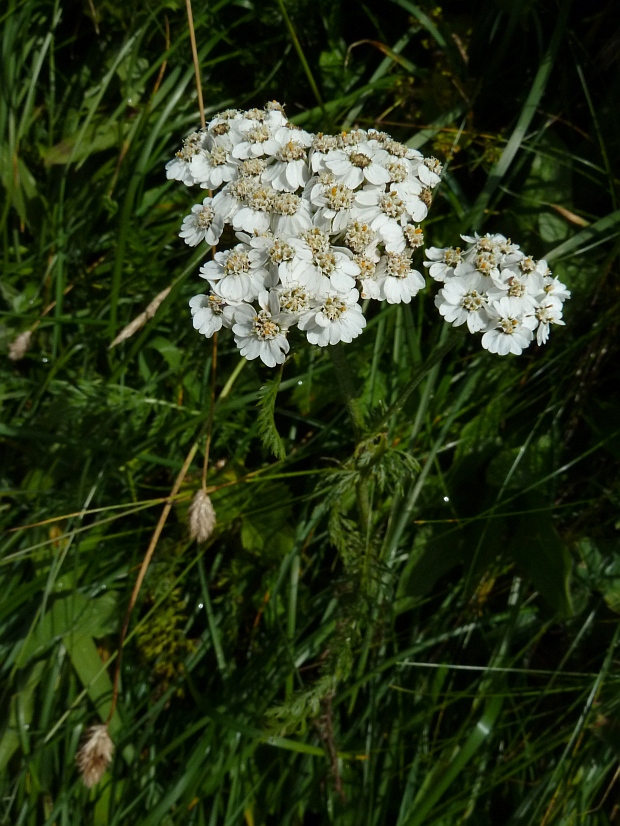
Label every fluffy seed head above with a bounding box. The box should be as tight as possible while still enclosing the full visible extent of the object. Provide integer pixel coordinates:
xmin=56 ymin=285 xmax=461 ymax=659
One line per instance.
xmin=8 ymin=330 xmax=33 ymax=361
xmin=76 ymin=725 xmax=114 ymax=788
xmin=188 ymin=490 xmax=217 ymax=544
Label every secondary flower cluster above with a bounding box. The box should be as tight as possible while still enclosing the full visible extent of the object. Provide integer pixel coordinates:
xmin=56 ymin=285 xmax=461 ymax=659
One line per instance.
xmin=166 ymin=101 xmax=440 ymax=366
xmin=425 ymin=234 xmax=570 ymax=355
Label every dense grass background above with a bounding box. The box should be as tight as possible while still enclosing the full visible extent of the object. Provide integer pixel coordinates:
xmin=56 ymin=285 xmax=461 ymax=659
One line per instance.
xmin=2 ymin=0 xmax=620 ymax=823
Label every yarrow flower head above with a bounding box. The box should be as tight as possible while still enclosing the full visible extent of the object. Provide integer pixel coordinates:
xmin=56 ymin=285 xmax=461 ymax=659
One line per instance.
xmin=425 ymin=233 xmax=570 ymax=355
xmin=166 ymin=102 xmax=568 ymax=366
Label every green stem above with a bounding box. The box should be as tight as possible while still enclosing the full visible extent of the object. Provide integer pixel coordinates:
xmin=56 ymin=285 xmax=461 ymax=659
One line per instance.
xmin=328 ymin=342 xmax=366 ymax=439
xmin=329 ymin=343 xmax=373 ymax=575
xmin=356 ymin=479 xmax=371 ymax=547
xmin=285 ymin=551 xmax=300 ymax=699
xmin=375 ymin=329 xmax=457 ymax=432
xmin=198 ymin=555 xmax=227 ymax=677
xmin=275 ymin=0 xmax=324 ymax=112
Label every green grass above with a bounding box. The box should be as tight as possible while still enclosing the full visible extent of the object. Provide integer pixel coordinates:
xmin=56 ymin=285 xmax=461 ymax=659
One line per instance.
xmin=2 ymin=0 xmax=620 ymax=823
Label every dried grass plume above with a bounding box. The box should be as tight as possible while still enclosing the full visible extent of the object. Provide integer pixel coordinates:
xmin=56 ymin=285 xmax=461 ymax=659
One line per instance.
xmin=8 ymin=330 xmax=33 ymax=361
xmin=188 ymin=489 xmax=217 ymax=543
xmin=108 ymin=286 xmax=172 ymax=349
xmin=76 ymin=724 xmax=114 ymax=788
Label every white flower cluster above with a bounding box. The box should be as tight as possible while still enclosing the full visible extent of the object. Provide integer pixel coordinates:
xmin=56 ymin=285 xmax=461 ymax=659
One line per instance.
xmin=425 ymin=234 xmax=570 ymax=355
xmin=166 ymin=101 xmax=440 ymax=366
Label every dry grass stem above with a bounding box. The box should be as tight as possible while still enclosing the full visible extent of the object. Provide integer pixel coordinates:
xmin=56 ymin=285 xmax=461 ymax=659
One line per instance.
xmin=108 ymin=286 xmax=172 ymax=349
xmin=185 ymin=0 xmax=205 ymax=127
xmin=152 ymin=14 xmax=170 ymax=97
xmin=107 ymin=440 xmax=199 ymax=723
xmin=202 ymin=334 xmax=218 ymax=490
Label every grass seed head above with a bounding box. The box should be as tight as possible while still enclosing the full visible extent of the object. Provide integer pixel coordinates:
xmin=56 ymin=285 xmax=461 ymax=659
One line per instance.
xmin=188 ymin=489 xmax=217 ymax=543
xmin=8 ymin=330 xmax=33 ymax=361
xmin=76 ymin=724 xmax=114 ymax=788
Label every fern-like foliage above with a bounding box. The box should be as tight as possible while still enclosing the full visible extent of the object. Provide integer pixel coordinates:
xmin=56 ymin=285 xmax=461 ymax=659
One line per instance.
xmin=256 ymin=368 xmax=286 ymax=460
xmin=263 ymin=674 xmax=338 ymax=736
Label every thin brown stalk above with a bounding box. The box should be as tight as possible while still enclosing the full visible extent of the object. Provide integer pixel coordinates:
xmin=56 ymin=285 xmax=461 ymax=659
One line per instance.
xmin=185 ymin=0 xmax=205 ymax=128
xmin=152 ymin=15 xmax=170 ymax=97
xmin=7 ymin=495 xmax=188 ymax=533
xmin=107 ymin=440 xmax=199 ymax=723
xmin=87 ymin=0 xmax=100 ymax=33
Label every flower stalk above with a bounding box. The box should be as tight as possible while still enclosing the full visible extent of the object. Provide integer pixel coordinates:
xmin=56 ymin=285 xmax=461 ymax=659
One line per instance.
xmin=328 ymin=342 xmax=373 ymax=543
xmin=328 ymin=342 xmax=366 ymax=439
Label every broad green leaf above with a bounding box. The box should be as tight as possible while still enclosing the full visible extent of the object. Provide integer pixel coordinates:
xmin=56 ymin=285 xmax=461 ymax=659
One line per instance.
xmin=64 ymin=633 xmax=125 ymax=742
xmin=240 ymin=482 xmax=295 ymax=559
xmin=41 ymin=120 xmax=126 ymax=166
xmin=401 ymin=692 xmax=505 ymax=825
xmin=539 ymin=210 xmax=570 ymax=243
xmin=508 ymin=506 xmax=573 ymax=617
xmin=454 ymin=396 xmax=503 ymax=463
xmin=148 ymin=336 xmax=183 ymax=371
xmin=486 ymin=434 xmax=554 ymax=492
xmin=0 ymin=661 xmax=45 ymax=773
xmin=16 ymin=591 xmax=118 ymax=666
xmin=396 ymin=525 xmax=463 ymax=602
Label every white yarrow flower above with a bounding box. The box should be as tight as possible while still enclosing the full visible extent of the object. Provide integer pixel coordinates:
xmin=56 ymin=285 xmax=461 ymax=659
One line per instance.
xmin=190 ymin=146 xmax=238 ymax=189
xmin=312 ymin=181 xmax=357 ymax=233
xmin=325 ymin=142 xmax=391 ymax=189
xmin=426 ymin=237 xmax=570 ymax=354
xmin=424 ymin=246 xmax=464 ymax=281
xmin=166 ymin=130 xmax=206 ymax=185
xmin=232 ymin=291 xmax=291 ymax=367
xmin=376 ymin=252 xmax=425 ymax=304
xmin=189 ymin=293 xmax=237 ymax=338
xmin=199 ymin=245 xmax=256 ymax=302
xmin=262 ymin=135 xmax=312 ymax=192
xmin=417 ymin=156 xmax=443 ymax=188
xmin=169 ymin=106 xmax=566 ymax=365
xmin=481 ymin=297 xmax=537 ymax=356
xmin=299 ymin=288 xmax=366 ymax=346
xmin=179 ymin=197 xmax=225 ymax=247
xmin=534 ymin=298 xmax=565 ymax=345
xmin=435 ymin=275 xmax=489 ymax=333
